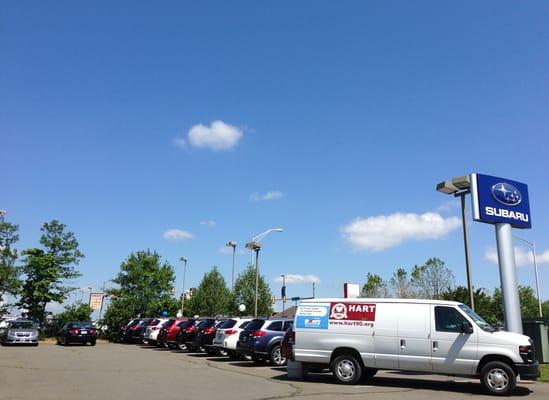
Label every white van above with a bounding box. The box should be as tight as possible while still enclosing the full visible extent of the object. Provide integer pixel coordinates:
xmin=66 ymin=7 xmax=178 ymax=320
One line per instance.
xmin=293 ymin=298 xmax=538 ymax=395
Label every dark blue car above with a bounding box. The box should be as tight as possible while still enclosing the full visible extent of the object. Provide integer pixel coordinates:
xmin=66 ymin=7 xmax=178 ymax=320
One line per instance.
xmin=236 ymin=318 xmax=293 ymax=366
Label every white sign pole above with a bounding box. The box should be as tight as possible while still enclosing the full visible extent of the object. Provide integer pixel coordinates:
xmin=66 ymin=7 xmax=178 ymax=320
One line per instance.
xmin=495 ymin=223 xmax=522 ymax=333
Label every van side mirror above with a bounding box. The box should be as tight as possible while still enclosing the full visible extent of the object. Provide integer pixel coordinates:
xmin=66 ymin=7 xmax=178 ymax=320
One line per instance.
xmin=461 ymin=320 xmax=473 ymax=334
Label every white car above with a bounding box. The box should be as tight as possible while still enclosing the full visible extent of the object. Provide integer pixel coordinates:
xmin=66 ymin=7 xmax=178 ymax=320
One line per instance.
xmin=143 ymin=318 xmax=168 ymax=345
xmin=212 ymin=318 xmax=252 ymax=359
xmin=293 ymin=298 xmax=539 ymax=395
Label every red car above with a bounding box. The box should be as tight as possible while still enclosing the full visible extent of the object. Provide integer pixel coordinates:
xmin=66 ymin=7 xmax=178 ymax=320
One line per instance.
xmin=157 ymin=319 xmax=187 ymax=348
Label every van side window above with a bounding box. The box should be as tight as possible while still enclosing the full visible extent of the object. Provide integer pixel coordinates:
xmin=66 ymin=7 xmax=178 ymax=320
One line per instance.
xmin=435 ymin=306 xmax=466 ymax=333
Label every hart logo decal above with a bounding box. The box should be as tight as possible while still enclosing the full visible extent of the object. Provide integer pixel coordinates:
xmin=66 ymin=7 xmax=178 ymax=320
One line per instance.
xmin=330 ymin=303 xmax=348 ymax=320
xmin=329 ymin=302 xmax=376 ymax=322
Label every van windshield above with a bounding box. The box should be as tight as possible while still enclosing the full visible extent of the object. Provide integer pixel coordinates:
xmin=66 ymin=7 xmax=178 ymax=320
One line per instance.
xmin=458 ymin=304 xmax=495 ymax=332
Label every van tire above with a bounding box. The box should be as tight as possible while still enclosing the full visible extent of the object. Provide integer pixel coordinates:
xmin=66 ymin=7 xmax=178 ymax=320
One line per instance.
xmin=332 ymin=354 xmax=362 ymax=384
xmin=480 ymin=361 xmax=516 ymax=396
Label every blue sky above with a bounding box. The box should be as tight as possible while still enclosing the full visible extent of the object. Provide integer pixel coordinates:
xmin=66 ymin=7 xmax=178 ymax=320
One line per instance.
xmin=1 ymin=1 xmax=548 ymax=313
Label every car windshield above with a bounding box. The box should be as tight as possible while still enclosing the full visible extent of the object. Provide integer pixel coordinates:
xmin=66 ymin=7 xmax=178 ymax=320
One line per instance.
xmin=458 ymin=304 xmax=495 ymax=332
xmin=197 ymin=319 xmax=214 ymax=328
xmin=10 ymin=321 xmax=34 ymax=329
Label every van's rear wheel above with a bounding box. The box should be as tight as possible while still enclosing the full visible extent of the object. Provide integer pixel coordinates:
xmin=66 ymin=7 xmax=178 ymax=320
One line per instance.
xmin=332 ymin=354 xmax=362 ymax=384
xmin=480 ymin=361 xmax=516 ymax=396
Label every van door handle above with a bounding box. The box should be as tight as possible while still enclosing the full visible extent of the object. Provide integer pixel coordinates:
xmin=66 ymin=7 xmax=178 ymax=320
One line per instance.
xmin=433 ymin=341 xmax=439 ymax=352
xmin=400 ymin=339 xmax=406 ymax=349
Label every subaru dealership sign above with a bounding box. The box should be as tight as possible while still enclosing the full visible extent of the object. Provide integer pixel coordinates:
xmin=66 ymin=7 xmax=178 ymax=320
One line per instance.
xmin=471 ymin=173 xmax=531 ymax=229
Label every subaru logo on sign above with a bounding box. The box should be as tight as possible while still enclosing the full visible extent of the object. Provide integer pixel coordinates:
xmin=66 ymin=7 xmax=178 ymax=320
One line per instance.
xmin=491 ymin=183 xmax=522 ymax=206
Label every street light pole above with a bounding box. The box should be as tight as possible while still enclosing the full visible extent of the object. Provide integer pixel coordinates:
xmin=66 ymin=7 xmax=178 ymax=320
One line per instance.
xmin=253 ymin=246 xmax=261 ymax=317
xmin=436 ymin=176 xmax=475 ymax=311
xmin=281 ymin=274 xmax=286 ymax=313
xmin=514 ymin=236 xmax=543 ymax=318
xmin=226 ymin=241 xmax=237 ymax=291
xmin=180 ymin=257 xmax=188 ymax=316
xmin=459 ymin=192 xmax=475 ymax=312
xmin=246 ymin=228 xmax=283 ymax=318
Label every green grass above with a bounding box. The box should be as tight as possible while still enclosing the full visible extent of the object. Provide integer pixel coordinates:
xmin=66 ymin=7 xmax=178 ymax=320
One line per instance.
xmin=540 ymin=364 xmax=549 ymax=383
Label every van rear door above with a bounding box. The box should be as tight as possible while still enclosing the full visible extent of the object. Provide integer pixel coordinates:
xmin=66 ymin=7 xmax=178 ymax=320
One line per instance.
xmin=397 ymin=303 xmax=432 ymax=371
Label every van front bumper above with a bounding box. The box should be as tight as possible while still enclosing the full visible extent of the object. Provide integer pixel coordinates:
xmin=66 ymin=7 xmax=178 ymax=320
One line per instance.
xmin=516 ymin=362 xmax=539 ymax=381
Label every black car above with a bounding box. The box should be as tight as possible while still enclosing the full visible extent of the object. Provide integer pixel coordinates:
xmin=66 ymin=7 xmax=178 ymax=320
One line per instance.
xmin=195 ymin=319 xmax=227 ymax=354
xmin=186 ymin=318 xmax=217 ymax=352
xmin=57 ymin=321 xmax=97 ymax=346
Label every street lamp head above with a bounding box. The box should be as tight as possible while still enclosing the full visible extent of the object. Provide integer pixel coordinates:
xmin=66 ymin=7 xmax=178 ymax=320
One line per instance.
xmin=180 ymin=256 xmax=188 ymax=263
xmin=226 ymin=241 xmax=237 ymax=248
xmin=436 ymin=180 xmax=459 ymax=194
xmin=452 ymin=175 xmax=471 ymax=191
xmin=245 ymin=241 xmax=262 ymax=251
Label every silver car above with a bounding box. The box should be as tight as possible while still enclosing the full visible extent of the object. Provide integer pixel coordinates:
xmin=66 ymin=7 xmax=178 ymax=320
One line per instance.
xmin=0 ymin=319 xmax=39 ymax=346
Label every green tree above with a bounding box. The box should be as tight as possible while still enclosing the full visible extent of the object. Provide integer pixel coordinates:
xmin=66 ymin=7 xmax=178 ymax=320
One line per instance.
xmin=389 ymin=268 xmax=414 ymax=298
xmin=18 ymin=221 xmax=84 ymax=323
xmin=230 ymin=264 xmax=273 ymax=316
xmin=411 ymin=258 xmax=454 ymax=299
xmin=0 ymin=213 xmax=20 ymax=315
xmin=101 ymin=250 xmax=177 ymax=339
xmin=361 ymin=273 xmax=388 ymax=298
xmin=185 ymin=266 xmax=231 ymax=316
xmin=55 ymin=302 xmax=93 ymax=331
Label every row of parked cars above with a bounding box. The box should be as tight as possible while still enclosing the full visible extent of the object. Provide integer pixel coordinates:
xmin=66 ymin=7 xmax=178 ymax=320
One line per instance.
xmin=118 ymin=315 xmax=294 ymax=366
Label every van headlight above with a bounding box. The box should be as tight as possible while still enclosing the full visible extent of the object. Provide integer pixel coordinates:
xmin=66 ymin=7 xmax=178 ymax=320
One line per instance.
xmin=519 ymin=344 xmax=534 ymax=363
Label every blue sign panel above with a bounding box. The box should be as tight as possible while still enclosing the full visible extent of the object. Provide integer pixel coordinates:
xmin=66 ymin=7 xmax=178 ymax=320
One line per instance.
xmin=295 ymin=305 xmax=329 ymax=330
xmin=471 ymin=173 xmax=531 ymax=229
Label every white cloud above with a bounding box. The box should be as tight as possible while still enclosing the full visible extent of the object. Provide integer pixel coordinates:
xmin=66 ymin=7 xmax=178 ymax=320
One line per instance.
xmin=250 ymin=191 xmax=284 ymax=202
xmin=342 ymin=212 xmax=461 ymax=251
xmin=200 ymin=220 xmax=216 ymax=227
xmin=485 ymin=246 xmax=549 ymax=267
xmin=163 ymin=229 xmax=194 ymax=241
xmin=274 ymin=274 xmax=320 ymax=284
xmin=187 ymin=120 xmax=243 ymax=151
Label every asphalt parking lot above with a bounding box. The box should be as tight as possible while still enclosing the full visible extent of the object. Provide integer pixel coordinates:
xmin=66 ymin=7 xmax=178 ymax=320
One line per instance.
xmin=1 ymin=343 xmax=547 ymax=400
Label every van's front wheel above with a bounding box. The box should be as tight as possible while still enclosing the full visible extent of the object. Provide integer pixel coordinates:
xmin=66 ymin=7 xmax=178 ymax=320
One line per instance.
xmin=480 ymin=361 xmax=516 ymax=396
xmin=332 ymin=354 xmax=362 ymax=384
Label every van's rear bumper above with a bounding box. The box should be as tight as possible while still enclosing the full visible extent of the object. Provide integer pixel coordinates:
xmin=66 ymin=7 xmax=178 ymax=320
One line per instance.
xmin=516 ymin=362 xmax=539 ymax=381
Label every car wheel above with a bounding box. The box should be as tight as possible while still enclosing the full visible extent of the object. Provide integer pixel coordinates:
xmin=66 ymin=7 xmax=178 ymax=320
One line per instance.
xmin=332 ymin=354 xmax=363 ymax=385
xmin=90 ymin=340 xmax=96 ymax=346
xmin=270 ymin=344 xmax=287 ymax=366
xmin=205 ymin=347 xmax=214 ymax=355
xmin=480 ymin=361 xmax=516 ymax=396
xmin=177 ymin=342 xmax=187 ymax=351
xmin=227 ymin=350 xmax=239 ymax=360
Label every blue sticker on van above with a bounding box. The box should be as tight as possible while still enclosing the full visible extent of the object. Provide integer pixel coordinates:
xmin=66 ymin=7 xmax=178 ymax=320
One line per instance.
xmin=296 ymin=305 xmax=329 ymax=329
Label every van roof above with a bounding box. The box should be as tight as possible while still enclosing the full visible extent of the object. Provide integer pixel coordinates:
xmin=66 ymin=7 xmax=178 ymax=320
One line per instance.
xmin=299 ymin=298 xmax=462 ymax=306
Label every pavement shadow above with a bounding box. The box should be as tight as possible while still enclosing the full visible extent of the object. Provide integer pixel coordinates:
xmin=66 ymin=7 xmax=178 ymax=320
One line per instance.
xmin=272 ymin=373 xmax=533 ymax=396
